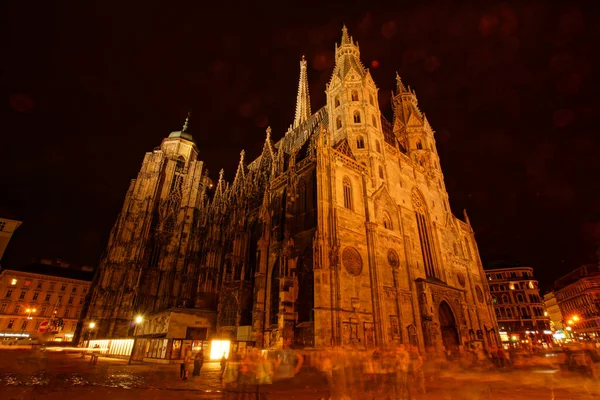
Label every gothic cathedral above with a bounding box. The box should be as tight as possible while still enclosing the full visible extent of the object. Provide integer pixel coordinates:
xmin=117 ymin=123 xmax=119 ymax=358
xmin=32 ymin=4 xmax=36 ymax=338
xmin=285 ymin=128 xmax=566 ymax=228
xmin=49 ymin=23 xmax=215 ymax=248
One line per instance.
xmin=86 ymin=27 xmax=499 ymax=353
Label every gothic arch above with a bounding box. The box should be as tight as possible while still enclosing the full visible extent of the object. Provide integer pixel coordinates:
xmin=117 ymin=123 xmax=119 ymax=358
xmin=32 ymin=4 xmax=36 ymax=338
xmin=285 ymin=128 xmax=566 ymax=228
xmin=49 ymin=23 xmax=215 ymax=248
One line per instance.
xmin=411 ymin=188 xmax=440 ymax=279
xmin=439 ymin=300 xmax=459 ymax=353
xmin=342 ymin=176 xmax=353 ymax=210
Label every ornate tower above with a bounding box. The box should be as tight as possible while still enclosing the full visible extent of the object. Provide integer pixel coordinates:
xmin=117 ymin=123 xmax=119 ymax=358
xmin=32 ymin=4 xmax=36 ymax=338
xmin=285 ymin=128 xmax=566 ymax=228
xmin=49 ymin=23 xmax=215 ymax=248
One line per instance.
xmin=86 ymin=115 xmax=211 ymax=338
xmin=325 ymin=26 xmax=385 ymax=186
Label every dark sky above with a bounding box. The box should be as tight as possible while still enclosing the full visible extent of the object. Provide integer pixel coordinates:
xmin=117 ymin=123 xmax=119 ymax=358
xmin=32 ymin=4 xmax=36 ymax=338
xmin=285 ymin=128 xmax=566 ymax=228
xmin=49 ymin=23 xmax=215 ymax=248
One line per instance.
xmin=2 ymin=1 xmax=599 ymax=290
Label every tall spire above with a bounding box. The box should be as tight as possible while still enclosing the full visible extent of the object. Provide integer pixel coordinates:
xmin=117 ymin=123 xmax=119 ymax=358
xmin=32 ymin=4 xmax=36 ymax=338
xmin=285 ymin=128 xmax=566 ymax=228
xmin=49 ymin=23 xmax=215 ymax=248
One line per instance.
xmin=182 ymin=112 xmax=191 ymax=132
xmin=232 ymin=150 xmax=246 ymax=194
xmin=341 ymin=24 xmax=351 ymax=45
xmin=293 ymin=56 xmax=311 ymax=128
xmin=395 ymin=72 xmax=408 ymax=93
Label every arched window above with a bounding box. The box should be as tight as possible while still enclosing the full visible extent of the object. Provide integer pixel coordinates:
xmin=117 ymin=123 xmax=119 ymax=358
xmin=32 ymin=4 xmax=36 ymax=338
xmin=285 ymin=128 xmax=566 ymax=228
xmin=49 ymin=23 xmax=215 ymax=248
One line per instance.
xmin=372 ymin=114 xmax=377 ymax=127
xmin=412 ymin=190 xmax=439 ymax=279
xmin=378 ymin=166 xmax=384 ymax=179
xmin=351 ymin=90 xmax=359 ymax=101
xmin=356 ymin=136 xmax=365 ymax=149
xmin=382 ymin=213 xmax=392 ymax=230
xmin=342 ymin=177 xmax=353 ymax=210
xmin=221 ymin=295 xmax=238 ymax=327
xmin=506 ymin=308 xmax=513 ymax=318
xmin=334 ymin=96 xmax=340 ymax=108
xmin=492 ymin=295 xmax=497 ymax=304
xmin=369 ymin=94 xmax=374 ymax=106
xmin=336 ymin=116 xmax=342 ymax=130
xmin=376 ymin=140 xmax=381 ymax=153
xmin=517 ymin=293 xmax=524 ymax=303
xmin=495 ymin=308 xmax=501 ymax=318
xmin=353 ymin=111 xmax=361 ymax=123
xmin=175 ymin=156 xmax=186 ymax=173
xmin=416 ymin=140 xmax=423 ymax=150
xmin=521 ymin=307 xmax=528 ymax=317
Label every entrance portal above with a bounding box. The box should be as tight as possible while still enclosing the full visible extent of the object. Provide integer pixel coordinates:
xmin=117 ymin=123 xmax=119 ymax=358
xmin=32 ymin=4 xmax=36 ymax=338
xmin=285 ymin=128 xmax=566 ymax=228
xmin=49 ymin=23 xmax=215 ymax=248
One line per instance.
xmin=439 ymin=301 xmax=459 ymax=354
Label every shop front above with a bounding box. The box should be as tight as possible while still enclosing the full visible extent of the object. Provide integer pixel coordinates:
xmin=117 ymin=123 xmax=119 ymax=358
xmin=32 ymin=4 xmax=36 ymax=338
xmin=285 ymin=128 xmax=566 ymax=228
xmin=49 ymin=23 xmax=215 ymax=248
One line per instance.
xmin=130 ymin=308 xmax=216 ymax=364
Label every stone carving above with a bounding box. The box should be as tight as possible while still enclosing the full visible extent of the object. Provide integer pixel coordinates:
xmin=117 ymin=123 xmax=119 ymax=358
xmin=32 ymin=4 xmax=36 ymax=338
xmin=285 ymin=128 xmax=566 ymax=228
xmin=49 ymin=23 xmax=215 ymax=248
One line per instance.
xmin=456 ymin=272 xmax=466 ymax=287
xmin=387 ymin=249 xmax=399 ymax=267
xmin=342 ymin=247 xmax=362 ymax=276
xmin=475 ymin=285 xmax=484 ymax=303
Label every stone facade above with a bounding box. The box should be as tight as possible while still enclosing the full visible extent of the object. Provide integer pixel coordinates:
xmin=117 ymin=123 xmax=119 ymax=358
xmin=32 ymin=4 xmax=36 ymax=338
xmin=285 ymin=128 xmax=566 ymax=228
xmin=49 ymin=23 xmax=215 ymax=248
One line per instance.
xmin=87 ymin=27 xmax=498 ymax=353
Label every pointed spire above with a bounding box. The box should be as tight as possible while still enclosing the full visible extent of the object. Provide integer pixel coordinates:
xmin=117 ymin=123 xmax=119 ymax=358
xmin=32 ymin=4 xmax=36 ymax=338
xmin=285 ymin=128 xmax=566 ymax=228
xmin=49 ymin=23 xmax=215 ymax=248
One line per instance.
xmin=293 ymin=55 xmax=311 ymax=129
xmin=182 ymin=112 xmax=191 ymax=132
xmin=341 ymin=25 xmax=351 ymax=45
xmin=395 ymin=72 xmax=408 ymax=93
xmin=463 ymin=209 xmax=471 ymax=226
xmin=266 ymin=126 xmax=271 ymax=141
xmin=232 ymin=150 xmax=246 ymax=197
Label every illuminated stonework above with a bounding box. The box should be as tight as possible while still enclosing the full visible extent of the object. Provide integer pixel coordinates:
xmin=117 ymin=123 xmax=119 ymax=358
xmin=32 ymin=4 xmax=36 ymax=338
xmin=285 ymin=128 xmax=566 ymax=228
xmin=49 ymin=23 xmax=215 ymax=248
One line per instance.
xmin=88 ymin=26 xmax=499 ymax=353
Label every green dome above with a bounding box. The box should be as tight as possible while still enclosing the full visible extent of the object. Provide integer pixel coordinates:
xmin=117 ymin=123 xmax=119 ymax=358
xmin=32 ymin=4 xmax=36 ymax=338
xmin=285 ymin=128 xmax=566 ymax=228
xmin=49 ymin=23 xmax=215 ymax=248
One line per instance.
xmin=168 ymin=130 xmax=195 ymax=143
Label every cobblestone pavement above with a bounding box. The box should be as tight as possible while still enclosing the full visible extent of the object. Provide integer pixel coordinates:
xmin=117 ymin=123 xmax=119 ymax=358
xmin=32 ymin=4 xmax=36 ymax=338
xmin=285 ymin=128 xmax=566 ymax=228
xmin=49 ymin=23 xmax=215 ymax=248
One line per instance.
xmin=1 ymin=349 xmax=599 ymax=399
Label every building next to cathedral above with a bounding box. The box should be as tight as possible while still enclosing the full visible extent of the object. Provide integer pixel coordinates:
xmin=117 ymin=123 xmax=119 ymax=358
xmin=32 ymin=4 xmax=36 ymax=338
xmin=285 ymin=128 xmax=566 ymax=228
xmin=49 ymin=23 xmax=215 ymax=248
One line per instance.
xmin=84 ymin=26 xmax=499 ymax=362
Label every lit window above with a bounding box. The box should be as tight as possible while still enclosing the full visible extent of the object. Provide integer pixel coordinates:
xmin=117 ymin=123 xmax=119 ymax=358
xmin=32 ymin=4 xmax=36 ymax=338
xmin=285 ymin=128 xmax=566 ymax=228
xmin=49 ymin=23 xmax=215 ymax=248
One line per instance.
xmin=11 ymin=279 xmax=17 ymax=286
xmin=24 ymin=280 xmax=31 ymax=287
xmin=509 ymin=283 xmax=515 ymax=290
xmin=528 ymin=281 xmax=534 ymax=289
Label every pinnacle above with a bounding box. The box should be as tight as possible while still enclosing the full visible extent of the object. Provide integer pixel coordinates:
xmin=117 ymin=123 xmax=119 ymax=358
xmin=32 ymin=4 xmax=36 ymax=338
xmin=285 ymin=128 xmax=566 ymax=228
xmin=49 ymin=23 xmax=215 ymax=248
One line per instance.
xmin=341 ymin=24 xmax=351 ymax=45
xmin=182 ymin=112 xmax=191 ymax=133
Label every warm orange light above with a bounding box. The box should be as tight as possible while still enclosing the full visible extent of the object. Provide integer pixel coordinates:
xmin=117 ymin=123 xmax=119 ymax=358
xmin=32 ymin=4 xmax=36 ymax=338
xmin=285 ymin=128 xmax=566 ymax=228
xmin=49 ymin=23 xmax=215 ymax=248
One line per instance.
xmin=572 ymin=315 xmax=579 ymax=322
xmin=567 ymin=320 xmax=573 ymax=325
xmin=26 ymin=308 xmax=31 ymax=313
xmin=89 ymin=322 xmax=96 ymax=329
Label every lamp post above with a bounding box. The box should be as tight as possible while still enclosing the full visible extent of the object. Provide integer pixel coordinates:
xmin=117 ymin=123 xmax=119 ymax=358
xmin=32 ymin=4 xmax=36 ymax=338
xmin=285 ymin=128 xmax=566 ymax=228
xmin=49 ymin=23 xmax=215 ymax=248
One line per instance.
xmin=21 ymin=308 xmax=37 ymax=336
xmin=128 ymin=315 xmax=143 ymax=365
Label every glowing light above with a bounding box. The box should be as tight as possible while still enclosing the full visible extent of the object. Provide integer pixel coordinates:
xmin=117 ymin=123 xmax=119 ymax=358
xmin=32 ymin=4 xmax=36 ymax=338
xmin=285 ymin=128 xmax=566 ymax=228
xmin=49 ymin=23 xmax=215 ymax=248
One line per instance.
xmin=544 ymin=311 xmax=548 ymax=316
xmin=572 ymin=315 xmax=579 ymax=322
xmin=11 ymin=279 xmax=17 ymax=285
xmin=135 ymin=315 xmax=143 ymax=324
xmin=566 ymin=326 xmax=572 ymax=331
xmin=567 ymin=320 xmax=573 ymax=325
xmin=89 ymin=322 xmax=96 ymax=329
xmin=210 ymin=340 xmax=231 ymax=360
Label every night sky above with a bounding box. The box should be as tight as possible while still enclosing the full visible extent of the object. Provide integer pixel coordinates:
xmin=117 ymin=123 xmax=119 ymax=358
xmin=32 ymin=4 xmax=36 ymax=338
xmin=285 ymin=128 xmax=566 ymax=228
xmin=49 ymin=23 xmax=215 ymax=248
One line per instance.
xmin=2 ymin=1 xmax=599 ymax=290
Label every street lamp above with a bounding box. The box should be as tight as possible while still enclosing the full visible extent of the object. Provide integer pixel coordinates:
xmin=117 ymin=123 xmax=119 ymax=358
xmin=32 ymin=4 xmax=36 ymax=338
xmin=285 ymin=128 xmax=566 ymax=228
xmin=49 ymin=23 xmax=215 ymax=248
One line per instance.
xmin=88 ymin=322 xmax=96 ymax=329
xmin=128 ymin=315 xmax=143 ymax=365
xmin=572 ymin=315 xmax=580 ymax=322
xmin=26 ymin=308 xmax=36 ymax=320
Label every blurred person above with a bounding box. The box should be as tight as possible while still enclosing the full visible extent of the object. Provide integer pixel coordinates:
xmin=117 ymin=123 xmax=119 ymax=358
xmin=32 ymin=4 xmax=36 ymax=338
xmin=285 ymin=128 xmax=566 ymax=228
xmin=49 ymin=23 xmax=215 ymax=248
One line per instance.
xmin=409 ymin=346 xmax=425 ymax=394
xmin=193 ymin=348 xmax=204 ymax=377
xmin=496 ymin=347 xmax=505 ymax=368
xmin=220 ymin=352 xmax=228 ymax=379
xmin=395 ymin=344 xmax=411 ymax=399
xmin=182 ymin=346 xmax=192 ymax=380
